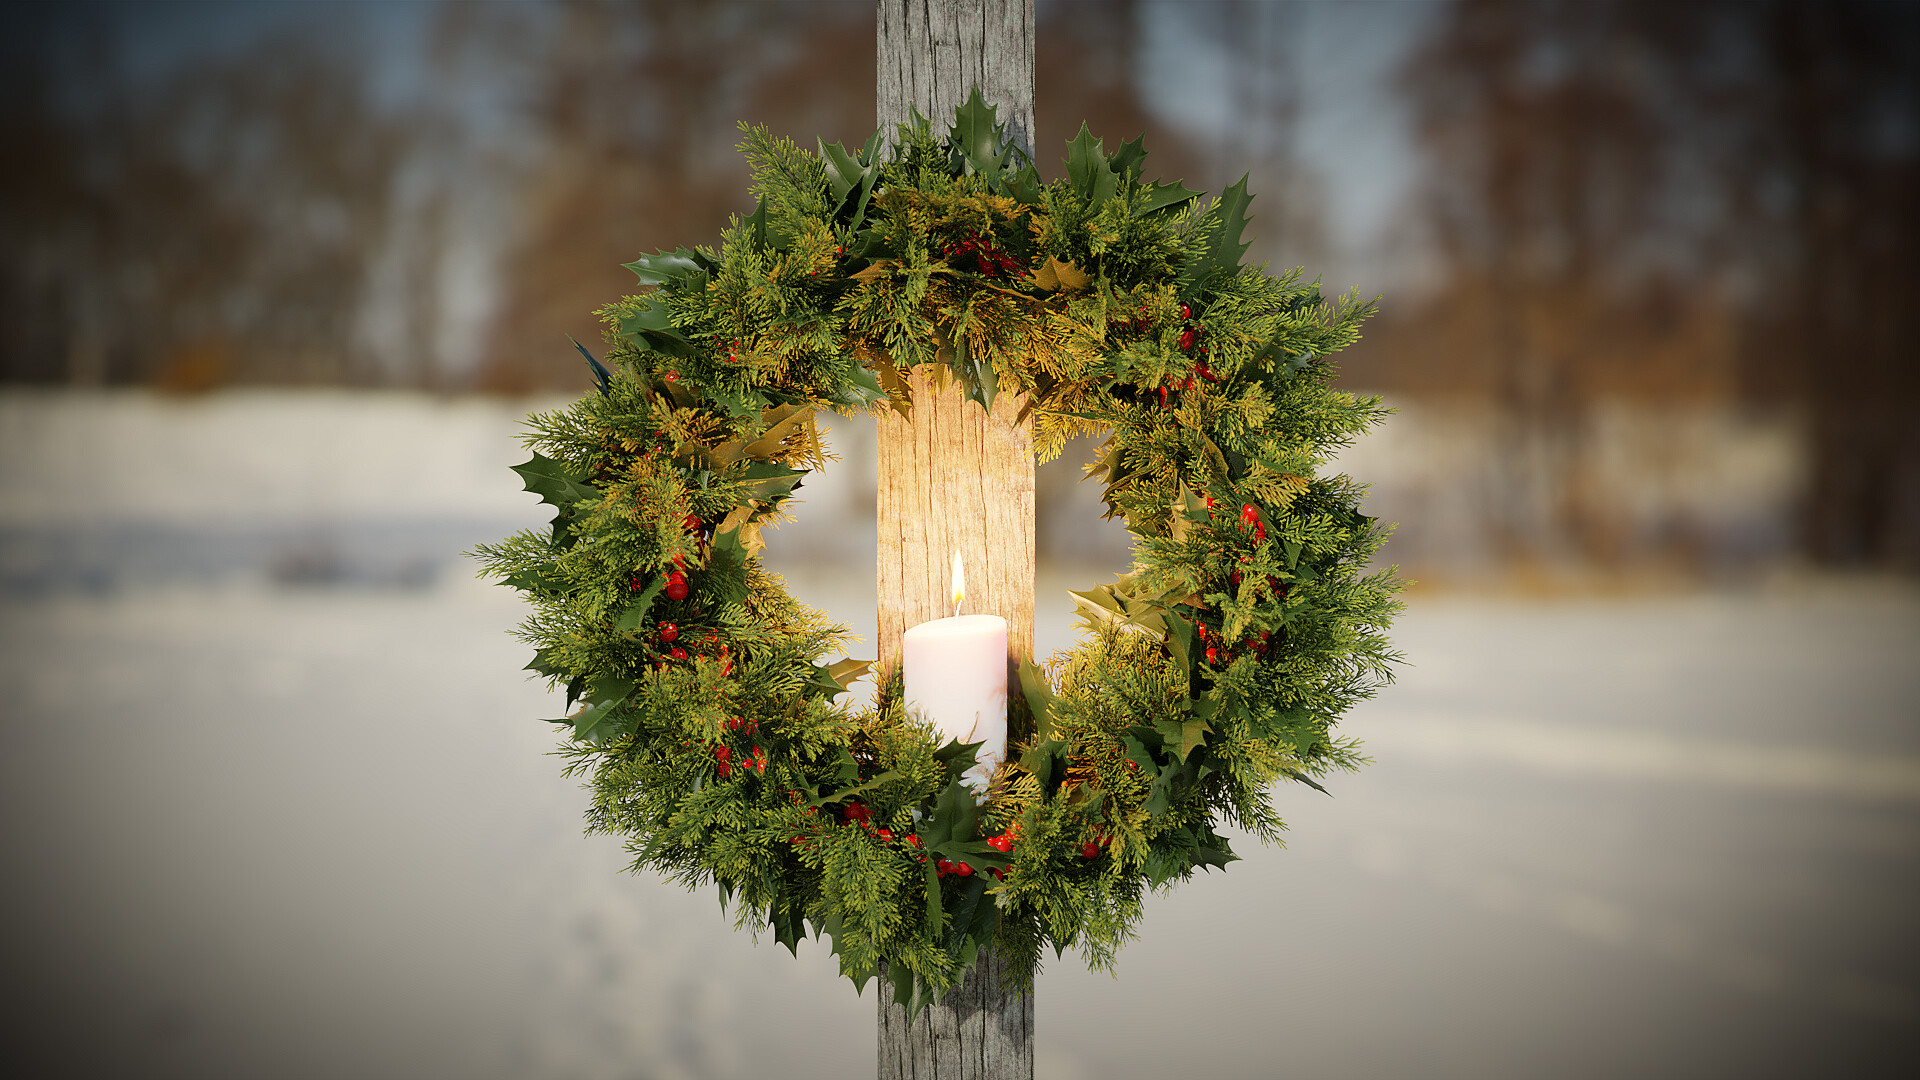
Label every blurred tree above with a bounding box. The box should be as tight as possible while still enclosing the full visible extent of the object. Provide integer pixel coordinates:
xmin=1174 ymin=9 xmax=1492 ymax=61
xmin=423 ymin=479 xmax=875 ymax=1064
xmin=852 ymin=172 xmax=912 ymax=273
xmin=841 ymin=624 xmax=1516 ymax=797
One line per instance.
xmin=471 ymin=0 xmax=873 ymax=394
xmin=0 ymin=11 xmax=410 ymax=388
xmin=1733 ymin=1 xmax=1920 ymax=568
xmin=1343 ymin=0 xmax=1919 ymax=570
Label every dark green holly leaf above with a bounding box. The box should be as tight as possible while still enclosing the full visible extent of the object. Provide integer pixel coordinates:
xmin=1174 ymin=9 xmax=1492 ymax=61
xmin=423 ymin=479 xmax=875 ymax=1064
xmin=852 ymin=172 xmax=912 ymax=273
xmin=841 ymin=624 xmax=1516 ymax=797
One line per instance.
xmin=504 ymin=566 xmax=570 ymax=593
xmin=613 ymin=575 xmax=666 ymax=631
xmin=770 ymin=887 xmax=807 ymax=956
xmin=826 ymin=357 xmax=889 ymax=409
xmin=949 ymin=88 xmax=1005 ymax=189
xmin=1019 ymin=738 xmax=1068 ymax=795
xmin=1016 ymin=654 xmax=1057 ymax=742
xmin=744 ymin=196 xmax=771 ymax=252
xmin=1180 ymin=173 xmax=1255 ymax=292
xmin=1002 ymin=161 xmax=1045 ymax=205
xmin=805 ymin=768 xmax=903 ymax=810
xmin=820 ymin=138 xmax=881 ymax=231
xmin=524 ymin=647 xmax=563 ymax=678
xmin=701 ymin=525 xmax=752 ymax=607
xmin=572 ymin=675 xmax=639 ymax=744
xmin=1140 ymin=178 xmax=1203 ymax=216
xmin=1108 ymin=133 xmax=1147 ymax=184
xmin=512 ymin=453 xmax=596 ymax=512
xmin=614 ymin=298 xmax=697 ymax=357
xmin=735 ymin=459 xmax=807 ymax=505
xmin=1065 ymin=122 xmax=1117 ymax=205
xmin=921 ymin=776 xmax=980 ymax=848
xmin=1144 ymin=758 xmax=1197 ymax=820
xmin=621 ymin=248 xmax=707 ymax=289
xmin=1166 ymin=608 xmax=1198 ymax=689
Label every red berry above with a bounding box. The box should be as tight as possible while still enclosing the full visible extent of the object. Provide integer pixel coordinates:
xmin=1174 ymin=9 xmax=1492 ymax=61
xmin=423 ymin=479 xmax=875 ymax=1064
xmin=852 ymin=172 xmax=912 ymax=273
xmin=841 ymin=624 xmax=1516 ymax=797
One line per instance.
xmin=955 ymin=862 xmax=973 ymax=877
xmin=1205 ymin=646 xmax=1220 ymax=664
xmin=630 ymin=574 xmax=643 ymax=592
xmin=877 ymin=829 xmax=892 ymax=841
xmin=1179 ymin=328 xmax=1198 ymax=352
xmin=1180 ymin=302 xmax=1193 ymax=320
xmin=683 ymin=514 xmax=703 ymax=533
xmin=664 ymin=371 xmax=678 ymax=382
xmin=937 ymin=859 xmax=953 ymax=874
xmin=670 ymin=646 xmax=688 ymax=661
xmin=1240 ymin=504 xmax=1258 ymax=526
xmin=658 ymin=622 xmax=679 ymax=642
xmin=906 ymin=834 xmax=921 ymax=848
xmin=666 ymin=574 xmax=689 ymax=601
xmin=1082 ymin=840 xmax=1100 ymax=859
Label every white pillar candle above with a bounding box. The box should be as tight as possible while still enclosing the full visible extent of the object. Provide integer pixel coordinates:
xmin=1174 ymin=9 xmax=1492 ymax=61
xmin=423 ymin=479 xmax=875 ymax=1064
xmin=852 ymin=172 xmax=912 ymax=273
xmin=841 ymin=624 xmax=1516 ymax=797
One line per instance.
xmin=902 ymin=554 xmax=1007 ymax=795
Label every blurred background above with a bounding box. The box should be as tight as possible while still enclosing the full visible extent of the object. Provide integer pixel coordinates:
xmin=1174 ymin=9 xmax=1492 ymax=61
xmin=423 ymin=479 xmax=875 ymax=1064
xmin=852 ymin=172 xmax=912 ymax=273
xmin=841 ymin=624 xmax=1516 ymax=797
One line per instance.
xmin=1 ymin=1 xmax=1915 ymax=1077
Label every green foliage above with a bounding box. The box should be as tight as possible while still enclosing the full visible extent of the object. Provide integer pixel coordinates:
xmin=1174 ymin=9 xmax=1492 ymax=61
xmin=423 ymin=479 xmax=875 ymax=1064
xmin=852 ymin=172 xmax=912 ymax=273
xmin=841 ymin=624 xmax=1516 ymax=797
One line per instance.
xmin=473 ymin=94 xmax=1402 ymax=1011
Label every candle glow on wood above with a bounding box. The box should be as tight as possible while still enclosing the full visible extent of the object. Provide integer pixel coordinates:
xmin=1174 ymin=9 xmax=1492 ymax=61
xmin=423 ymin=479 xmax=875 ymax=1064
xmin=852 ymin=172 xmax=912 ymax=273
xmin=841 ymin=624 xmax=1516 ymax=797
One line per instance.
xmin=903 ymin=552 xmax=1007 ymax=794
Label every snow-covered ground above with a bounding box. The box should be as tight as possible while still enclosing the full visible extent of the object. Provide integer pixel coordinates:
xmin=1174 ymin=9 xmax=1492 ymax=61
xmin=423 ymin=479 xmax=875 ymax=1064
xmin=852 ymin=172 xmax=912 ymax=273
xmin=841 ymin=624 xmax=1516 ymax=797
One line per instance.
xmin=0 ymin=391 xmax=1911 ymax=1078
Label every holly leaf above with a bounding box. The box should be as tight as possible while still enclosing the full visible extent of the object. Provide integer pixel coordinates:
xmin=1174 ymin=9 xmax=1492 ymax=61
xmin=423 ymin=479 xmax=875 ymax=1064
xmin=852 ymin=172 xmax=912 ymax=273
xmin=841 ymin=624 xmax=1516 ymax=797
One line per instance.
xmin=621 ymin=247 xmax=707 ymax=289
xmin=524 ymin=647 xmax=563 ymax=678
xmin=827 ymin=359 xmax=890 ymax=410
xmin=805 ymin=657 xmax=872 ymax=699
xmin=1002 ymin=162 xmax=1045 ymax=205
xmin=613 ymin=297 xmax=696 ymax=357
xmin=1180 ymin=173 xmax=1255 ymax=291
xmin=1139 ymin=178 xmax=1202 ymax=216
xmin=921 ymin=775 xmax=980 ymax=847
xmin=1065 ymin=122 xmax=1117 ymax=205
xmin=820 ymin=138 xmax=881 ymax=231
xmin=744 ymin=195 xmax=771 ymax=252
xmin=949 ymin=88 xmax=1005 ymax=189
xmin=770 ymin=886 xmax=807 ymax=957
xmin=805 ymin=768 xmax=902 ymax=810
xmin=1015 ymin=654 xmax=1056 ymax=742
xmin=1108 ymin=133 xmax=1147 ymax=184
xmin=702 ymin=524 xmax=752 ymax=606
xmin=571 ymin=675 xmax=639 ymax=744
xmin=613 ymin=575 xmax=666 ymax=631
xmin=512 ymin=453 xmax=595 ymax=512
xmin=504 ymin=566 xmax=569 ymax=593
xmin=734 ymin=459 xmax=807 ymax=505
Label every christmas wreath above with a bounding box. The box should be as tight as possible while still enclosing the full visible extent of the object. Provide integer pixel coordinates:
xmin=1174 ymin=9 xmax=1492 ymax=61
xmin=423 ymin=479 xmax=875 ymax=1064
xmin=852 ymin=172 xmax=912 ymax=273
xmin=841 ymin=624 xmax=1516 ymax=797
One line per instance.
xmin=477 ymin=92 xmax=1401 ymax=1012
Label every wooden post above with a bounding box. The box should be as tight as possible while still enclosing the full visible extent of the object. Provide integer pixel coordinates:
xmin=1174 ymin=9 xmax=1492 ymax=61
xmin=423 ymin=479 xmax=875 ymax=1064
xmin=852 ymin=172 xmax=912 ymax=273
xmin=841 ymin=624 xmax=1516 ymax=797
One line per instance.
xmin=874 ymin=2 xmax=1036 ymax=1078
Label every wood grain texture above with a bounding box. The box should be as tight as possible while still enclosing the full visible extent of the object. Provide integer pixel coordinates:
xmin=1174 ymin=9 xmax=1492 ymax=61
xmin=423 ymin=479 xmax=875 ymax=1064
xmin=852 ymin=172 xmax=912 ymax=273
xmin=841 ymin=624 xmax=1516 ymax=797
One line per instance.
xmin=876 ymin=4 xmax=1036 ymax=1078
xmin=874 ymin=367 xmax=1035 ymax=676
xmin=877 ymin=0 xmax=1035 ymax=157
xmin=877 ymin=950 xmax=1035 ymax=1080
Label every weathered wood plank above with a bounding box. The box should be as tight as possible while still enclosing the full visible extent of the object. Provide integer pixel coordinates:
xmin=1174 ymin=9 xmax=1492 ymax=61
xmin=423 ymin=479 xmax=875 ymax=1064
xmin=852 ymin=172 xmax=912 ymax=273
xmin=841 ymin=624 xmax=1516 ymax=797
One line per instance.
xmin=875 ymin=3 xmax=1037 ymax=1078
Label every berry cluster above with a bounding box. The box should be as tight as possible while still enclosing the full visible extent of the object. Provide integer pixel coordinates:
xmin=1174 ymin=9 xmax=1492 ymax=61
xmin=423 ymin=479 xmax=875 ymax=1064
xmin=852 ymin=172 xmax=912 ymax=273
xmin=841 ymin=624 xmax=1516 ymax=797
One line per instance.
xmin=941 ymin=231 xmax=1022 ymax=279
xmin=1149 ymin=302 xmax=1220 ymax=408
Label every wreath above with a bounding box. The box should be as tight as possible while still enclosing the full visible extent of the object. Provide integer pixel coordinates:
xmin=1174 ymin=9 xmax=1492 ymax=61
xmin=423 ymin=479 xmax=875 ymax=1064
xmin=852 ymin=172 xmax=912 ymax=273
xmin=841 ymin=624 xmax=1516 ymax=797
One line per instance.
xmin=477 ymin=92 xmax=1402 ymax=1012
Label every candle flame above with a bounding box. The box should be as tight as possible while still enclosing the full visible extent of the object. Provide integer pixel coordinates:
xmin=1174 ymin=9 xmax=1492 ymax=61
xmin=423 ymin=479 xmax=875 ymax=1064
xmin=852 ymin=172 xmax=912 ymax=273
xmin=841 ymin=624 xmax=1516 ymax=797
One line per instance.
xmin=951 ymin=551 xmax=965 ymax=617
